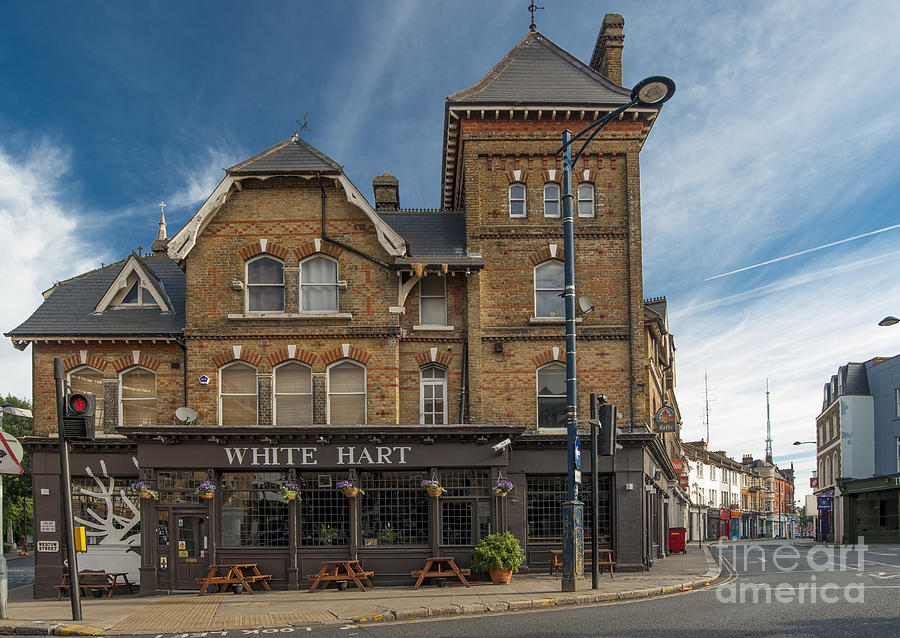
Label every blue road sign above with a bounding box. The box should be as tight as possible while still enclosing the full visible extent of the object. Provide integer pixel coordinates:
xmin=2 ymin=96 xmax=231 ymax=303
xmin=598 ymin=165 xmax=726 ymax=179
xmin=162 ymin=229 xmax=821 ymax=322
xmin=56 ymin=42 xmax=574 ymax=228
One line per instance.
xmin=574 ymin=437 xmax=581 ymax=470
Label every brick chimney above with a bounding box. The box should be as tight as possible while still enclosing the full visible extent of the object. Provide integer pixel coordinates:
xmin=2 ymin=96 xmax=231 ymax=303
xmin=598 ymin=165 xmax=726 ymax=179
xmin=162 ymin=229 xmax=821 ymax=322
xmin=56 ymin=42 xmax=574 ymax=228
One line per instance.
xmin=589 ymin=13 xmax=624 ymax=85
xmin=742 ymin=454 xmax=753 ymax=464
xmin=372 ymin=172 xmax=399 ymax=211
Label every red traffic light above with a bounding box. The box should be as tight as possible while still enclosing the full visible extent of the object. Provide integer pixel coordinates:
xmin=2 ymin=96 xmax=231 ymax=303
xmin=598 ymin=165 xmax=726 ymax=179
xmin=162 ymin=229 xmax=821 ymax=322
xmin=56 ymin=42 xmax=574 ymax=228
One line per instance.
xmin=68 ymin=393 xmax=90 ymax=415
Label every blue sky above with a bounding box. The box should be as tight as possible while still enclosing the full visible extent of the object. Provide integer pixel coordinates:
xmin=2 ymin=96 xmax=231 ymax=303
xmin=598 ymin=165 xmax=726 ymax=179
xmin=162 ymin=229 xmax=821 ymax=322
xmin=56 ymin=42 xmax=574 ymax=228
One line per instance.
xmin=2 ymin=1 xmax=899 ymax=500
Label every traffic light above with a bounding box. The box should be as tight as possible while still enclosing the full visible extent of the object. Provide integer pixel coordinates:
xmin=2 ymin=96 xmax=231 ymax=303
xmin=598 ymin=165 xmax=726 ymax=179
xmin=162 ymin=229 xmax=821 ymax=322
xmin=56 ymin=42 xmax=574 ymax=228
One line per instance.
xmin=63 ymin=392 xmax=95 ymax=440
xmin=598 ymin=403 xmax=617 ymax=456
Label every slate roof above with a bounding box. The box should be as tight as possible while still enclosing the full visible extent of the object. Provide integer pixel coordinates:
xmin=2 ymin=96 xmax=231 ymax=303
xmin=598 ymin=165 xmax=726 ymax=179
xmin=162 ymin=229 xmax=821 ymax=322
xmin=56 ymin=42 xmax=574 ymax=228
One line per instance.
xmin=822 ymin=362 xmax=871 ymax=410
xmin=380 ymin=212 xmax=482 ymax=267
xmin=226 ymin=136 xmax=342 ymax=175
xmin=447 ymin=31 xmax=631 ymax=106
xmin=6 ymin=256 xmax=185 ymax=338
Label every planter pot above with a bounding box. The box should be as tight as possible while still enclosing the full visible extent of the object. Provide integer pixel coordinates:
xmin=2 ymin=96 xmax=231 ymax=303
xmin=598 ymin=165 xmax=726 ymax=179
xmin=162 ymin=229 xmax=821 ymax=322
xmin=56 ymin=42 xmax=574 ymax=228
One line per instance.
xmin=343 ymin=488 xmax=359 ymax=498
xmin=493 ymin=489 xmax=508 ymax=498
xmin=336 ymin=581 xmax=348 ymax=591
xmin=283 ymin=492 xmax=298 ymax=501
xmin=232 ymin=583 xmax=243 ymax=595
xmin=138 ymin=492 xmax=153 ymax=499
xmin=489 ymin=567 xmax=513 ymax=584
xmin=426 ymin=489 xmax=443 ymax=498
xmin=199 ymin=492 xmax=214 ymax=500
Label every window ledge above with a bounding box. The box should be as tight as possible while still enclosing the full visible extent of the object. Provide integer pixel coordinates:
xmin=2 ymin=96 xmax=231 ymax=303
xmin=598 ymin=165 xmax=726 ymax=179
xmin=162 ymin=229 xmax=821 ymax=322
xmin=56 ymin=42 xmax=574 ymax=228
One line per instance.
xmin=528 ymin=317 xmax=582 ymax=324
xmin=228 ymin=312 xmax=353 ymax=320
xmin=412 ymin=324 xmax=455 ymax=331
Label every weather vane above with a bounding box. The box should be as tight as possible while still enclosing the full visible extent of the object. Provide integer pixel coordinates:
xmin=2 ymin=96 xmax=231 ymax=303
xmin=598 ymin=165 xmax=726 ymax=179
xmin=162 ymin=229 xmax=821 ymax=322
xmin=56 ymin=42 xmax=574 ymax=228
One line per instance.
xmin=528 ymin=2 xmax=543 ymax=32
xmin=292 ymin=112 xmax=311 ymax=141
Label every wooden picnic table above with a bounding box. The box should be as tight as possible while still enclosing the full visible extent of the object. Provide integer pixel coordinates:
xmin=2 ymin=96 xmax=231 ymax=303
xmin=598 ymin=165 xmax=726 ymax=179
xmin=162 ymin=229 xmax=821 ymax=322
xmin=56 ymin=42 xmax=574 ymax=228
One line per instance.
xmin=307 ymin=560 xmax=374 ymax=592
xmin=55 ymin=571 xmax=135 ymax=600
xmin=549 ymin=548 xmax=615 ymax=578
xmin=196 ymin=563 xmax=272 ymax=595
xmin=411 ymin=556 xmax=471 ymax=589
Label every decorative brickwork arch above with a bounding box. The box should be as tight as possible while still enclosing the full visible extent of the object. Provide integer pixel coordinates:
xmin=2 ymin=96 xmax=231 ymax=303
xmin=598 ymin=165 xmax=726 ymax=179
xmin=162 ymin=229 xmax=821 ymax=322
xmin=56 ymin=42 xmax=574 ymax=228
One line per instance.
xmin=211 ymin=346 xmax=264 ymax=369
xmin=527 ymin=246 xmax=564 ymax=266
xmin=237 ymin=238 xmax=290 ymax=261
xmin=532 ymin=346 xmax=565 ymax=368
xmin=62 ymin=353 xmax=108 ymax=375
xmin=111 ymin=351 xmax=162 ymax=373
xmin=574 ymin=169 xmax=600 ymax=184
xmin=266 ymin=345 xmax=318 ymax=368
xmin=540 ymin=169 xmax=561 ymax=184
xmin=321 ymin=343 xmax=372 ymax=367
xmin=295 ymin=241 xmax=343 ymax=262
xmin=505 ymin=169 xmax=528 ymax=184
xmin=414 ymin=347 xmax=453 ymax=368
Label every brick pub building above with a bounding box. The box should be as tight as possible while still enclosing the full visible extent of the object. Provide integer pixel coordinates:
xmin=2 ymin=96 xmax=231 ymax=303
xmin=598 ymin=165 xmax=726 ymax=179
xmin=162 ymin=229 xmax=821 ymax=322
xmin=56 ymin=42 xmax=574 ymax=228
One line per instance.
xmin=8 ymin=15 xmax=686 ymax=596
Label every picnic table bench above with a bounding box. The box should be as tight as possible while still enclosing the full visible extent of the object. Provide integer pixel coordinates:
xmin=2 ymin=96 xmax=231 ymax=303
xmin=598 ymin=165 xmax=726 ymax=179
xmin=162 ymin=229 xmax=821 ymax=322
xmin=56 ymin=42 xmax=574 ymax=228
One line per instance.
xmin=196 ymin=563 xmax=272 ymax=595
xmin=411 ymin=556 xmax=471 ymax=589
xmin=55 ymin=571 xmax=135 ymax=600
xmin=549 ymin=548 xmax=615 ymax=578
xmin=307 ymin=560 xmax=374 ymax=592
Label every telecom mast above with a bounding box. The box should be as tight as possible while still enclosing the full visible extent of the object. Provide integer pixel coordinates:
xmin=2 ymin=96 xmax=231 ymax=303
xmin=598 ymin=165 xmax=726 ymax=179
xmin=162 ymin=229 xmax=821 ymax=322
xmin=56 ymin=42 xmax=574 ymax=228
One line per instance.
xmin=765 ymin=379 xmax=773 ymax=463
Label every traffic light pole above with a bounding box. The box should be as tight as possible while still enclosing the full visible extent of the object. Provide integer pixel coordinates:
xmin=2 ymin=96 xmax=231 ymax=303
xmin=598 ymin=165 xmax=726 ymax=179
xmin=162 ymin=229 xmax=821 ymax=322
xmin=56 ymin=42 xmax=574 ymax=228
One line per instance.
xmin=589 ymin=394 xmax=599 ymax=589
xmin=54 ymin=358 xmax=82 ymax=621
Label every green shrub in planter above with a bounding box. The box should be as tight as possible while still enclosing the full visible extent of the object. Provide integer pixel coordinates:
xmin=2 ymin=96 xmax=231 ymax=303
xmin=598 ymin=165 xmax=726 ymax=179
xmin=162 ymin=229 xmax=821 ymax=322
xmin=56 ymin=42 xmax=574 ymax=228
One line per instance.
xmin=471 ymin=531 xmax=526 ymax=573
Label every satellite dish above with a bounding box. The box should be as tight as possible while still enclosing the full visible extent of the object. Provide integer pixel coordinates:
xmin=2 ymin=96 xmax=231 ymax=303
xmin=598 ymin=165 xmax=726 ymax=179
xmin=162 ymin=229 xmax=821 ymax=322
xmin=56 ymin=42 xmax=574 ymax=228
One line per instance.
xmin=578 ymin=296 xmax=594 ymax=314
xmin=175 ymin=407 xmax=197 ymax=425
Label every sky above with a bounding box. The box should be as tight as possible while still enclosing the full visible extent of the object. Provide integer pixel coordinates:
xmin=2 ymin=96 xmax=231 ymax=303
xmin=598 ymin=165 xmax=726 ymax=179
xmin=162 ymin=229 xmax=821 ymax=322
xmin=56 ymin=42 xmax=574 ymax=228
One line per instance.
xmin=2 ymin=0 xmax=899 ymax=503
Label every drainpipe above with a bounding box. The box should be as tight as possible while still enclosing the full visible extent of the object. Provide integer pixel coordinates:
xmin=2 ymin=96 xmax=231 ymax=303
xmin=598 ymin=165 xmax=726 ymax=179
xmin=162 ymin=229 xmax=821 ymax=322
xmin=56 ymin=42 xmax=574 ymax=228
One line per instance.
xmin=171 ymin=334 xmax=188 ymax=408
xmin=458 ymin=337 xmax=469 ymax=424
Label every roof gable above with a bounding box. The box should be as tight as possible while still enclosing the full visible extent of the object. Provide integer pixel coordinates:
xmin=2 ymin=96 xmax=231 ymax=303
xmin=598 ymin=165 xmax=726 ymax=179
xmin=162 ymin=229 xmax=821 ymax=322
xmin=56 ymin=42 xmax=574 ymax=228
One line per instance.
xmin=226 ymin=135 xmax=342 ymax=175
xmin=94 ymin=254 xmax=172 ymax=313
xmin=448 ymin=32 xmax=630 ymax=105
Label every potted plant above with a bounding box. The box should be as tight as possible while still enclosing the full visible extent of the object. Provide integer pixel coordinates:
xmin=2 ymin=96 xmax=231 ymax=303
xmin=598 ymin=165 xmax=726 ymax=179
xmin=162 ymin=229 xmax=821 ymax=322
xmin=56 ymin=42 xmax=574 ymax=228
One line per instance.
xmin=472 ymin=531 xmax=525 ymax=584
xmin=280 ymin=483 xmax=301 ymax=502
xmin=420 ymin=479 xmax=446 ymax=497
xmin=195 ymin=480 xmax=216 ymax=499
xmin=493 ymin=479 xmax=515 ymax=498
xmin=336 ymin=480 xmax=364 ymax=498
xmin=130 ymin=481 xmax=159 ymax=500
xmin=379 ymin=523 xmax=398 ymax=543
xmin=318 ymin=525 xmax=337 ymax=545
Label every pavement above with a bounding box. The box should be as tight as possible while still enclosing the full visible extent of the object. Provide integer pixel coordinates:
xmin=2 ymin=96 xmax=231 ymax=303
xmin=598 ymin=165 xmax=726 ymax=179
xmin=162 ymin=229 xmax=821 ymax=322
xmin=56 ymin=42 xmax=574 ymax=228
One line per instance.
xmin=0 ymin=544 xmax=720 ymax=636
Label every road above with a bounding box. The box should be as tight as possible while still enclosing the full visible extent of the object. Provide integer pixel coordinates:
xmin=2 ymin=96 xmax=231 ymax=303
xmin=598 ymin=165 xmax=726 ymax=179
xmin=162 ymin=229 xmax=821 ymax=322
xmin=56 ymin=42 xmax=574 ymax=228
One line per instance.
xmin=5 ymin=555 xmax=33 ymax=591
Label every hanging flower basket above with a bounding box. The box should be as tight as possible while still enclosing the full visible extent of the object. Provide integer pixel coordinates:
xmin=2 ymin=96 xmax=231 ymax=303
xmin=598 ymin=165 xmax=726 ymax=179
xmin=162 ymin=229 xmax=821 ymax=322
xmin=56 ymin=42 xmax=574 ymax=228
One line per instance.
xmin=421 ymin=479 xmax=446 ymax=497
xmin=493 ymin=479 xmax=515 ymax=498
xmin=130 ymin=482 xmax=159 ymax=500
xmin=196 ymin=480 xmax=216 ymax=499
xmin=336 ymin=480 xmax=364 ymax=498
xmin=281 ymin=483 xmax=301 ymax=502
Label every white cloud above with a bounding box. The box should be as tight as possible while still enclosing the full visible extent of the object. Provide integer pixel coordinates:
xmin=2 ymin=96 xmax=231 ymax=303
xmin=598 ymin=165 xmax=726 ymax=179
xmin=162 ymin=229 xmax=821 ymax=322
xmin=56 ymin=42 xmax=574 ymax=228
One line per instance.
xmin=0 ymin=138 xmax=103 ymax=400
xmin=165 ymin=146 xmax=237 ymax=213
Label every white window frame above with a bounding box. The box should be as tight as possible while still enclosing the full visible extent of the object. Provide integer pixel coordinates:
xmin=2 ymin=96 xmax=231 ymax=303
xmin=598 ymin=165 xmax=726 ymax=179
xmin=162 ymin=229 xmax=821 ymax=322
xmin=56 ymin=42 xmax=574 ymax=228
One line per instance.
xmin=895 ymin=388 xmax=900 ymax=417
xmin=218 ymin=361 xmax=258 ymax=426
xmin=245 ymin=255 xmax=285 ymax=314
xmin=697 ymin=464 xmax=703 ymax=478
xmin=418 ymin=276 xmax=447 ymax=326
xmin=509 ymin=183 xmax=526 ymax=218
xmin=534 ymin=260 xmax=564 ymax=318
xmin=118 ymin=274 xmax=157 ymax=307
xmin=577 ymin=182 xmax=595 ymax=218
xmin=419 ymin=364 xmax=448 ymax=425
xmin=326 ymin=359 xmax=367 ymax=425
xmin=118 ymin=365 xmax=157 ymax=426
xmin=67 ymin=365 xmax=105 ymax=425
xmin=299 ymin=254 xmax=339 ymax=313
xmin=273 ymin=361 xmax=313 ymax=426
xmin=536 ymin=361 xmax=566 ymax=428
xmin=543 ymin=182 xmax=560 ymax=218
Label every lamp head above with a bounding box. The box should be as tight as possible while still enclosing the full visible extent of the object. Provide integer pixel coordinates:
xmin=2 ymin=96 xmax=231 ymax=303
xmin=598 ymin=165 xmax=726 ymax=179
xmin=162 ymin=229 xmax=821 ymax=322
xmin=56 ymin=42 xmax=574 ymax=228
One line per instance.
xmin=878 ymin=316 xmax=899 ymax=327
xmin=631 ymin=76 xmax=676 ymax=107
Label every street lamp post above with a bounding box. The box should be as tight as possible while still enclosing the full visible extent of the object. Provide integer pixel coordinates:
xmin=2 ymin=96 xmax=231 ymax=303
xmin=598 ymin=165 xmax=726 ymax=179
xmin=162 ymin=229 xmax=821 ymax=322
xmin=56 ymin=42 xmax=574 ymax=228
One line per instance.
xmin=556 ymin=76 xmax=675 ymax=592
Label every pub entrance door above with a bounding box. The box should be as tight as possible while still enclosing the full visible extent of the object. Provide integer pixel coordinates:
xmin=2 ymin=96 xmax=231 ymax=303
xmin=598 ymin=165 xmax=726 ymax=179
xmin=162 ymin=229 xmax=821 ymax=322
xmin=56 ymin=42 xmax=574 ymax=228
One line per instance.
xmin=171 ymin=510 xmax=210 ymax=589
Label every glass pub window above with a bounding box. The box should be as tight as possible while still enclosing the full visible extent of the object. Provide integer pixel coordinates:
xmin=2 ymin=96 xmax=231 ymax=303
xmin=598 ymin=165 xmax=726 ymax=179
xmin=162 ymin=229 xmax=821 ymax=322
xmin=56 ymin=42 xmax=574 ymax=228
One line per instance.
xmin=158 ymin=471 xmax=207 ymax=504
xmin=577 ymin=183 xmax=595 ymax=217
xmin=526 ymin=475 xmax=610 ymax=543
xmin=420 ymin=365 xmax=447 ymax=425
xmin=298 ymin=472 xmax=350 ymax=546
xmin=246 ymin=256 xmax=284 ymax=312
xmin=119 ymin=367 xmax=156 ymax=425
xmin=543 ymin=183 xmax=560 ymax=218
xmin=359 ymin=471 xmax=429 ymax=546
xmin=419 ymin=276 xmax=447 ymax=325
xmin=537 ymin=362 xmax=566 ymax=428
xmin=274 ymin=362 xmax=313 ymax=425
xmin=219 ymin=362 xmax=258 ymax=425
xmin=509 ymin=183 xmax=526 ymax=217
xmin=72 ymin=477 xmax=140 ymax=545
xmin=220 ymin=472 xmax=288 ymax=547
xmin=534 ymin=260 xmax=565 ymax=318
xmin=300 ymin=255 xmax=338 ymax=312
xmin=327 ymin=360 xmax=366 ymax=424
xmin=440 ymin=470 xmax=491 ymax=545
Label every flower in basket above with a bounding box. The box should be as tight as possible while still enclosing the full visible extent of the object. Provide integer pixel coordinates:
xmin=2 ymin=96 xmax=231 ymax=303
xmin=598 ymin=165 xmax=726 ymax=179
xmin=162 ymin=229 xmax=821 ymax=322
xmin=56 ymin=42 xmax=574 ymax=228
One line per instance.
xmin=130 ymin=481 xmax=159 ymax=500
xmin=280 ymin=483 xmax=301 ymax=502
xmin=336 ymin=480 xmax=365 ymax=496
xmin=493 ymin=479 xmax=515 ymax=495
xmin=195 ymin=480 xmax=216 ymax=496
xmin=420 ymin=479 xmax=446 ymax=495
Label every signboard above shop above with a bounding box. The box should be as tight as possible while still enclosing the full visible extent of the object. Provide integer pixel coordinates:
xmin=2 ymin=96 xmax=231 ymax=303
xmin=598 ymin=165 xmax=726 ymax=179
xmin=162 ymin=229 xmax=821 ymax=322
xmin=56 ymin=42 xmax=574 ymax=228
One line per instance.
xmin=654 ymin=406 xmax=680 ymax=433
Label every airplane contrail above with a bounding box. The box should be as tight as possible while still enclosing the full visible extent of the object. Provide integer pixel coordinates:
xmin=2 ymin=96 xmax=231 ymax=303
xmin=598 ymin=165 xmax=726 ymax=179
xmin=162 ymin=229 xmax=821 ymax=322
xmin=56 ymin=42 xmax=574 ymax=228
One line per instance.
xmin=704 ymin=222 xmax=900 ymax=281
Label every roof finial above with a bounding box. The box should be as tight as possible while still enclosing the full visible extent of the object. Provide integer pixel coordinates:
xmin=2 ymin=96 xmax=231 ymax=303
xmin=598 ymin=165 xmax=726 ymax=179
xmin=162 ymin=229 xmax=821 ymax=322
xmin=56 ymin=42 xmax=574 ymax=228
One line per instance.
xmin=293 ymin=112 xmax=311 ymax=141
xmin=157 ymin=201 xmax=167 ymax=241
xmin=528 ymin=2 xmax=543 ymax=32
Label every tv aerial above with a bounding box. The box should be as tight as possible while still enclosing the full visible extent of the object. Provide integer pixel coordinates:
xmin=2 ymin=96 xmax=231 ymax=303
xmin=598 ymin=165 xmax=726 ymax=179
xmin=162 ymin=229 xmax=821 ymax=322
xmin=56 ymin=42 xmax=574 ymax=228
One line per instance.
xmin=175 ymin=407 xmax=197 ymax=425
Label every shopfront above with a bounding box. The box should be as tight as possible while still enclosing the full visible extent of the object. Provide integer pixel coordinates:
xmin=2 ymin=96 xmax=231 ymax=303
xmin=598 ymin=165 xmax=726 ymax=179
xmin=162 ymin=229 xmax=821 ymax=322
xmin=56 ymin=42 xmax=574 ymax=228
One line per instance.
xmin=840 ymin=475 xmax=900 ymax=544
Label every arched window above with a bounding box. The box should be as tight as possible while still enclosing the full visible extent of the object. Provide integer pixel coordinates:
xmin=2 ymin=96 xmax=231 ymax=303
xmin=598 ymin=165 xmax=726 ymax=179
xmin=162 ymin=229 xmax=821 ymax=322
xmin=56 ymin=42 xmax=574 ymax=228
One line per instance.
xmin=219 ymin=362 xmax=258 ymax=425
xmin=832 ymin=455 xmax=839 ymax=482
xmin=420 ymin=365 xmax=447 ymax=425
xmin=300 ymin=255 xmax=339 ymax=313
xmin=119 ymin=366 xmax=156 ymax=426
xmin=543 ymin=183 xmax=560 ymax=218
xmin=537 ymin=362 xmax=566 ymax=428
xmin=246 ymin=256 xmax=284 ymax=313
xmin=327 ymin=360 xmax=366 ymax=424
xmin=273 ymin=362 xmax=312 ymax=425
xmin=68 ymin=366 xmax=104 ymax=427
xmin=577 ymin=183 xmax=595 ymax=218
xmin=534 ymin=260 xmax=564 ymax=318
xmin=509 ymin=183 xmax=526 ymax=218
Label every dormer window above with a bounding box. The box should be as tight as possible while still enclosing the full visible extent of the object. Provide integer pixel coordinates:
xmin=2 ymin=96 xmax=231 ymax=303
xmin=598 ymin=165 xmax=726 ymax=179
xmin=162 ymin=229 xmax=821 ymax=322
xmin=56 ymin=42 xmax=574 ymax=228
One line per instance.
xmin=93 ymin=254 xmax=171 ymax=314
xmin=120 ymin=278 xmax=155 ymax=305
xmin=246 ymin=256 xmax=284 ymax=313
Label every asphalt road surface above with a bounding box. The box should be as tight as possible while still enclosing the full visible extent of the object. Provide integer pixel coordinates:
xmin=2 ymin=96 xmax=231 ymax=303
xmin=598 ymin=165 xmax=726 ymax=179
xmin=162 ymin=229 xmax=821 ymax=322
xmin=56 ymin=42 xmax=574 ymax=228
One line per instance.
xmin=5 ymin=555 xmax=33 ymax=591
xmin=302 ymin=541 xmax=900 ymax=638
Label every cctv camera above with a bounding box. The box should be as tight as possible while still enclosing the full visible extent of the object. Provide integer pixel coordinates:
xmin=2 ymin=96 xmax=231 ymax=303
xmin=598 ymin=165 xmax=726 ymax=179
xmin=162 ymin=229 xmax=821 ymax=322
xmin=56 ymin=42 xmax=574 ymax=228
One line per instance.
xmin=492 ymin=438 xmax=512 ymax=452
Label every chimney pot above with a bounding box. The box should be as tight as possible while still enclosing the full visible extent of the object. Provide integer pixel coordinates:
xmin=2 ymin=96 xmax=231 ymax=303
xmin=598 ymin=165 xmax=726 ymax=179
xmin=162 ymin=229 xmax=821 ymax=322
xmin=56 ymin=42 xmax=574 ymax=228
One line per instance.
xmin=373 ymin=172 xmax=400 ymax=211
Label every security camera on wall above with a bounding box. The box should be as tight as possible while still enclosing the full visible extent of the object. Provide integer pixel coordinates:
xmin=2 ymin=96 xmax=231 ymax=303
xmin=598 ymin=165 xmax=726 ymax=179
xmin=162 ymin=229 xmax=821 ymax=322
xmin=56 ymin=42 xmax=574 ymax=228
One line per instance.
xmin=492 ymin=438 xmax=512 ymax=453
